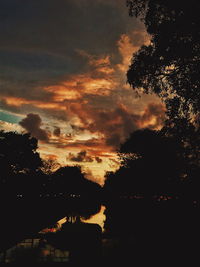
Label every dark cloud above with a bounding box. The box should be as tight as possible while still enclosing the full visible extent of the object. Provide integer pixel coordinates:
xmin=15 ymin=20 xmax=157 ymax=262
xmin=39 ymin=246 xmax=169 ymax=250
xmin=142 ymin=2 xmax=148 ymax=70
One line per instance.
xmin=67 ymin=150 xmax=94 ymax=163
xmin=0 ymin=49 xmax=88 ymax=101
xmin=0 ymin=0 xmax=142 ymax=103
xmin=0 ymin=0 xmax=136 ymax=54
xmin=19 ymin=113 xmax=49 ymax=141
xmin=95 ymin=157 xmax=103 ymax=163
xmin=68 ymin=100 xmax=140 ymax=148
xmin=0 ymin=0 xmax=163 ymax=183
xmin=96 ymin=106 xmax=140 ymax=147
xmin=67 ymin=99 xmax=166 ymax=149
xmin=53 ymin=127 xmax=61 ymax=137
xmin=67 ymin=150 xmax=103 ymax=164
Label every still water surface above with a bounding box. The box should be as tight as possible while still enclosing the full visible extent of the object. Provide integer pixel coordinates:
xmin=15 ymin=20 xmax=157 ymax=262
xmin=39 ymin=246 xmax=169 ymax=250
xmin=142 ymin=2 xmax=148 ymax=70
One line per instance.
xmin=0 ymin=205 xmax=105 ymax=263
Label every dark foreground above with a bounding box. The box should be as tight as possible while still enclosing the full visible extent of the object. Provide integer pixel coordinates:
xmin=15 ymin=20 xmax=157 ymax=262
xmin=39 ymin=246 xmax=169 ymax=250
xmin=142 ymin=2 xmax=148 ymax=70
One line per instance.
xmin=0 ymin=197 xmax=200 ymax=266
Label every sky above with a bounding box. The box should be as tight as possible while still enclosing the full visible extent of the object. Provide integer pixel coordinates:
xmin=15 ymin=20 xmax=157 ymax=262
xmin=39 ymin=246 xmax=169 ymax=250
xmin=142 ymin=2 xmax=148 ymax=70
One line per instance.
xmin=0 ymin=0 xmax=165 ymax=185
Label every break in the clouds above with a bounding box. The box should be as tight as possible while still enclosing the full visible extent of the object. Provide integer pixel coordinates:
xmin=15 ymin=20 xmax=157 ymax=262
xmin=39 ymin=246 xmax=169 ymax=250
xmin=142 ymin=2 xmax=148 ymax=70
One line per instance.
xmin=0 ymin=120 xmax=22 ymax=133
xmin=0 ymin=0 xmax=165 ymax=183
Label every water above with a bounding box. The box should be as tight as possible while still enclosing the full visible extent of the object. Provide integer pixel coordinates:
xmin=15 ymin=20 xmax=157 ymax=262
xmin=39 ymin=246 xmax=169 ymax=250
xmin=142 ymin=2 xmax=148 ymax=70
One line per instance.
xmin=1 ymin=200 xmax=199 ymax=265
xmin=0 ymin=205 xmax=106 ymax=264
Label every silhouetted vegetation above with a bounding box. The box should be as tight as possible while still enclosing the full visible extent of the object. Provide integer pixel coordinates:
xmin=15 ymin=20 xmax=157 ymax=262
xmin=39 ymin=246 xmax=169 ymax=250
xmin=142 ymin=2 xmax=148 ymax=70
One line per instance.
xmin=127 ymin=1 xmax=200 ymax=157
xmin=127 ymin=0 xmax=200 ymax=122
xmin=0 ymin=130 xmax=104 ymax=257
xmin=45 ymin=219 xmax=102 ymax=264
xmin=104 ymin=127 xmax=200 ymax=201
xmin=104 ymin=129 xmax=181 ymax=197
xmin=101 ymin=3 xmax=200 ymax=263
xmin=49 ymin=166 xmax=102 ymax=198
xmin=1 ymin=2 xmax=200 ymax=265
xmin=102 ymin=0 xmax=200 ymax=201
xmin=0 ymin=131 xmax=102 ymax=201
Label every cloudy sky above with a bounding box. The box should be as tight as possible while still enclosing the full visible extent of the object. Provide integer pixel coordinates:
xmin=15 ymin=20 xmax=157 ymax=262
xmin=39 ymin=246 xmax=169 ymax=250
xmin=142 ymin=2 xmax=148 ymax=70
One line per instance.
xmin=0 ymin=0 xmax=165 ymax=184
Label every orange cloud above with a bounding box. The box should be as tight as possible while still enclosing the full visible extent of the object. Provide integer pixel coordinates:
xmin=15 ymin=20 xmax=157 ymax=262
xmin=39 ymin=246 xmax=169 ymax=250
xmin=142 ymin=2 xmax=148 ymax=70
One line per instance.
xmin=138 ymin=103 xmax=166 ymax=130
xmin=117 ymin=31 xmax=150 ymax=72
xmin=0 ymin=29 xmax=164 ymax=185
xmin=44 ymin=74 xmax=115 ymax=101
xmin=2 ymin=96 xmax=66 ymax=110
xmin=0 ymin=120 xmax=23 ymax=132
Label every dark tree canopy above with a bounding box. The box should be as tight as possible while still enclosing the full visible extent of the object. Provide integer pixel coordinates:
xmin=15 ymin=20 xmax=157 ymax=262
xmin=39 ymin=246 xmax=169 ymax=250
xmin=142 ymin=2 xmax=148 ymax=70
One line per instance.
xmin=0 ymin=131 xmax=102 ymax=198
xmin=126 ymin=0 xmax=200 ymax=191
xmin=0 ymin=131 xmax=42 ymax=179
xmin=104 ymin=129 xmax=182 ymax=196
xmin=51 ymin=166 xmax=101 ymax=196
xmin=127 ymin=0 xmax=200 ymax=122
xmin=0 ymin=131 xmax=44 ymax=198
xmin=104 ymin=128 xmax=200 ymax=199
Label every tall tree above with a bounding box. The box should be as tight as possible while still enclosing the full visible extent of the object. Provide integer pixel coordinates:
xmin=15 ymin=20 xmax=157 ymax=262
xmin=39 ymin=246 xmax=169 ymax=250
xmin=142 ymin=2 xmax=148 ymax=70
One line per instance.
xmin=0 ymin=131 xmax=42 ymax=196
xmin=51 ymin=166 xmax=101 ymax=197
xmin=126 ymin=0 xmax=200 ymax=182
xmin=104 ymin=129 xmax=182 ymax=196
xmin=0 ymin=131 xmax=42 ymax=178
xmin=127 ymin=0 xmax=200 ymax=122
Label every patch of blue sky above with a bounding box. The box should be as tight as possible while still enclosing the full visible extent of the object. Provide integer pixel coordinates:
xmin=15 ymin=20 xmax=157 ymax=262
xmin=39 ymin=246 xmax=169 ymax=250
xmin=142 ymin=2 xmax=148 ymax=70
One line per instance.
xmin=0 ymin=110 xmax=22 ymax=124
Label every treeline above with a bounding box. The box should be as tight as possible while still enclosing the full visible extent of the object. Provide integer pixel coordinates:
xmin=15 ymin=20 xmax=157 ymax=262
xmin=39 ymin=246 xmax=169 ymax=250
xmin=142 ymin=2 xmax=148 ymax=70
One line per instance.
xmin=104 ymin=127 xmax=200 ymax=201
xmin=102 ymin=0 xmax=199 ymax=202
xmin=0 ymin=131 xmax=101 ymax=200
xmin=1 ymin=128 xmax=199 ymax=202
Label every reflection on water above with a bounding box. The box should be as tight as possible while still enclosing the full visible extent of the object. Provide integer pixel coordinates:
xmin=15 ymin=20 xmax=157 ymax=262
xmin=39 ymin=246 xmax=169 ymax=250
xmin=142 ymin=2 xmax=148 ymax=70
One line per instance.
xmin=56 ymin=205 xmax=106 ymax=232
xmin=1 ymin=199 xmax=197 ymax=265
xmin=82 ymin=205 xmax=106 ymax=231
xmin=0 ymin=205 xmax=105 ymax=264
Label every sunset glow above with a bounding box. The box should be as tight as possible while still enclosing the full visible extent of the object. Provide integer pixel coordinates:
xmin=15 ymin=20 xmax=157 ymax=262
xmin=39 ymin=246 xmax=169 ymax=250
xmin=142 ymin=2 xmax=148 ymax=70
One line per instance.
xmin=0 ymin=0 xmax=165 ymax=184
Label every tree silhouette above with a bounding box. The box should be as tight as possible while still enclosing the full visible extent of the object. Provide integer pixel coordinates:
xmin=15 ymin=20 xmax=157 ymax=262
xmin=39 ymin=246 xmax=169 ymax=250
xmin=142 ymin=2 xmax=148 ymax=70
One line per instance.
xmin=51 ymin=166 xmax=102 ymax=197
xmin=0 ymin=131 xmax=42 ymax=176
xmin=104 ymin=129 xmax=184 ymax=197
xmin=127 ymin=0 xmax=200 ymax=123
xmin=126 ymin=0 xmax=200 ymax=197
xmin=0 ymin=131 xmax=42 ymax=197
xmin=40 ymin=159 xmax=60 ymax=175
xmin=45 ymin=219 xmax=102 ymax=264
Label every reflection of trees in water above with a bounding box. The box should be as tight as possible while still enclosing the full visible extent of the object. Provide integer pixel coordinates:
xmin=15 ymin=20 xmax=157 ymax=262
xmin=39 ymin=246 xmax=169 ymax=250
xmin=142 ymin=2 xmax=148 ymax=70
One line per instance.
xmin=64 ymin=199 xmax=102 ymax=222
xmin=1 ymin=201 xmax=102 ymax=264
xmin=48 ymin=202 xmax=103 ymax=263
xmin=44 ymin=202 xmax=102 ymax=264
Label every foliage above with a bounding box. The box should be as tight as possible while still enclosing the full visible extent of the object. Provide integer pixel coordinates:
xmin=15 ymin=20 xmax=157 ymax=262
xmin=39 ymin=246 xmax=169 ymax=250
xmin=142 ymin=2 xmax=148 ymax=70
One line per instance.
xmin=104 ymin=127 xmax=200 ymax=199
xmin=51 ymin=166 xmax=102 ymax=196
xmin=124 ymin=1 xmax=200 ymax=197
xmin=104 ymin=129 xmax=182 ymax=196
xmin=127 ymin=0 xmax=200 ymax=122
xmin=40 ymin=158 xmax=61 ymax=175
xmin=0 ymin=131 xmax=42 ymax=179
